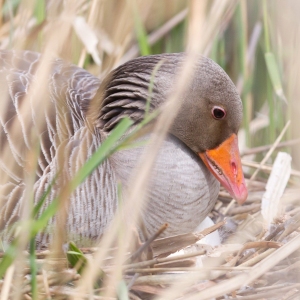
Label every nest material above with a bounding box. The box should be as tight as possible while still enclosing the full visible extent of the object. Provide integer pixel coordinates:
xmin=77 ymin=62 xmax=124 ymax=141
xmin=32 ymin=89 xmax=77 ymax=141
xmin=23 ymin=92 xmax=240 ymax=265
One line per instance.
xmin=1 ymin=173 xmax=300 ymax=300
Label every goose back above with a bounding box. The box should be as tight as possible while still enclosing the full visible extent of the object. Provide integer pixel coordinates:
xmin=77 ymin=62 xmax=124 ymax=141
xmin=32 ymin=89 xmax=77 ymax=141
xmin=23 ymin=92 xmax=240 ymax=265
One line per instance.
xmin=0 ymin=50 xmax=220 ymax=247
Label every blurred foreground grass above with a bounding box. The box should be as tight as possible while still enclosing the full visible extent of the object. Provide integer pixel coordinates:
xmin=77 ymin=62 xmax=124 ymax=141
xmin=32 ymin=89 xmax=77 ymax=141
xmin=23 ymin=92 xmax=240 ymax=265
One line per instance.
xmin=0 ymin=0 xmax=300 ymax=299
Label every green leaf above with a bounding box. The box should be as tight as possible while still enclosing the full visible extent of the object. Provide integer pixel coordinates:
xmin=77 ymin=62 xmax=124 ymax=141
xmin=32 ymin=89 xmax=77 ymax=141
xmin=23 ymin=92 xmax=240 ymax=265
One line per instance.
xmin=67 ymin=243 xmax=107 ymax=286
xmin=67 ymin=242 xmax=87 ymax=274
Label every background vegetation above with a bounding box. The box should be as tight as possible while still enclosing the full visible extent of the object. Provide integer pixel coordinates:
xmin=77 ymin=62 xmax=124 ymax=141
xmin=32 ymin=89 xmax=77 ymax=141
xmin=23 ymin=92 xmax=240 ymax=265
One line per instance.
xmin=2 ymin=0 xmax=295 ymax=152
xmin=0 ymin=0 xmax=299 ymax=299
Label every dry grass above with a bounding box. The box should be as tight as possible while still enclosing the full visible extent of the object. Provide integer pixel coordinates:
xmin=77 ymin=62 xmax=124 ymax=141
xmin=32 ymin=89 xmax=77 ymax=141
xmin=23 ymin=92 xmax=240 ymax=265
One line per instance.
xmin=0 ymin=0 xmax=300 ymax=299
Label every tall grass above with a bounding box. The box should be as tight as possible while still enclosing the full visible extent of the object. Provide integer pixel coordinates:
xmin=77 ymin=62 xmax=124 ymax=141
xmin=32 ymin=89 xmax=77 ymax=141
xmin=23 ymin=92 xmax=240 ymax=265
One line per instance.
xmin=0 ymin=0 xmax=299 ymax=299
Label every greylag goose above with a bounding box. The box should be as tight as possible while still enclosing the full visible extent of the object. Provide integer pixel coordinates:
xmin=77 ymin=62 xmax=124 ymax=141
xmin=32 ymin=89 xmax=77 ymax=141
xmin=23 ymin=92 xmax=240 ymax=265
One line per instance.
xmin=0 ymin=50 xmax=247 ymax=247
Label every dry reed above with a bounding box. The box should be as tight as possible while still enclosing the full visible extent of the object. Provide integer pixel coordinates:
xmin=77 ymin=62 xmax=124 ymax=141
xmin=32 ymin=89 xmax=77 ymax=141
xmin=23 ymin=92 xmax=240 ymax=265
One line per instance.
xmin=0 ymin=1 xmax=299 ymax=299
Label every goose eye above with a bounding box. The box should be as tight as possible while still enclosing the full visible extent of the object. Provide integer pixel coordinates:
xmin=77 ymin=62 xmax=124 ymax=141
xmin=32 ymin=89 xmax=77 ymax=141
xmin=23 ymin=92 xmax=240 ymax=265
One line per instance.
xmin=212 ymin=106 xmax=226 ymax=120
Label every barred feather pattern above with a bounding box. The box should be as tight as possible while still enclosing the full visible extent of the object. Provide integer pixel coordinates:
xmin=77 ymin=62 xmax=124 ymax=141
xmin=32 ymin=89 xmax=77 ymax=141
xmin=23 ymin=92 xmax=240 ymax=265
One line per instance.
xmin=0 ymin=50 xmax=118 ymax=247
xmin=0 ymin=50 xmax=219 ymax=247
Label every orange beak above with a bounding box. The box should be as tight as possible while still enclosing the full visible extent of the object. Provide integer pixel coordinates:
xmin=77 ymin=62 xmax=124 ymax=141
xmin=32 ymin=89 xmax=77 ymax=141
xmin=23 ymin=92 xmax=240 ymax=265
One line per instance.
xmin=199 ymin=134 xmax=248 ymax=204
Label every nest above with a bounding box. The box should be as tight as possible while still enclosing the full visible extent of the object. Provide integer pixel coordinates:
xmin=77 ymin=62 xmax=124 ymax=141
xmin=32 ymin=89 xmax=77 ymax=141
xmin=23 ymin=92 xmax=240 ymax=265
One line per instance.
xmin=1 ymin=159 xmax=300 ymax=300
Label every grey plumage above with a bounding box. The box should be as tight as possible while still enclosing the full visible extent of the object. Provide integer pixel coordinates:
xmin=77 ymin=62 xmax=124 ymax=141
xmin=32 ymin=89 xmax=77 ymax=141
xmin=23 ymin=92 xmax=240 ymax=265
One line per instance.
xmin=0 ymin=50 xmax=243 ymax=247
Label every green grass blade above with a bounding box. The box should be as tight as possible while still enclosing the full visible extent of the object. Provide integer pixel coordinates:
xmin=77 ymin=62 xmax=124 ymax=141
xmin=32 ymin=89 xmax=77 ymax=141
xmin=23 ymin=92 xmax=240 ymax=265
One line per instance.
xmin=30 ymin=198 xmax=59 ymax=236
xmin=236 ymin=2 xmax=247 ymax=80
xmin=145 ymin=59 xmax=164 ymax=117
xmin=235 ymin=2 xmax=251 ymax=145
xmin=114 ymin=108 xmax=159 ymax=151
xmin=265 ymin=52 xmax=286 ymax=102
xmin=133 ymin=4 xmax=150 ymax=56
xmin=0 ymin=115 xmax=133 ymax=278
xmin=0 ymin=242 xmax=17 ymax=278
xmin=116 ymin=140 xmax=148 ymax=151
xmin=71 ymin=117 xmax=133 ymax=188
xmin=29 ymin=238 xmax=38 ymax=300
xmin=32 ymin=174 xmax=58 ymax=218
xmin=31 ymin=118 xmax=133 ymax=236
xmin=30 ymin=118 xmax=132 ymax=237
xmin=34 ymin=0 xmax=45 ymax=24
xmin=263 ymin=0 xmax=271 ymax=52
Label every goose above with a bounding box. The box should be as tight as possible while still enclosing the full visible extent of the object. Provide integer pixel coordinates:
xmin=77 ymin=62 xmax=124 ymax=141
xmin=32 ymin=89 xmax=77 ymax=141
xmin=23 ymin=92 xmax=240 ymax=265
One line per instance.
xmin=0 ymin=50 xmax=247 ymax=247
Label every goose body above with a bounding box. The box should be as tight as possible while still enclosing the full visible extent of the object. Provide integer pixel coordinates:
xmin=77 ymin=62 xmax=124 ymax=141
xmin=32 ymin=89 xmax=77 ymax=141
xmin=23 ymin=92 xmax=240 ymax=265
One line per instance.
xmin=0 ymin=50 xmax=246 ymax=247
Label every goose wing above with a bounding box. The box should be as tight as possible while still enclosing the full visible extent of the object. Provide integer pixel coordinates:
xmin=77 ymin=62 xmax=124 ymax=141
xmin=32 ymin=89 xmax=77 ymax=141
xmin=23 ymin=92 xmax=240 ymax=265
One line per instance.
xmin=0 ymin=50 xmax=101 ymax=231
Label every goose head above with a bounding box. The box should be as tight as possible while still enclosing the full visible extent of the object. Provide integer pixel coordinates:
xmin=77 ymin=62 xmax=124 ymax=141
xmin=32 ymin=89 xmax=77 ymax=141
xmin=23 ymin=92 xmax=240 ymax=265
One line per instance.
xmin=98 ymin=53 xmax=248 ymax=204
